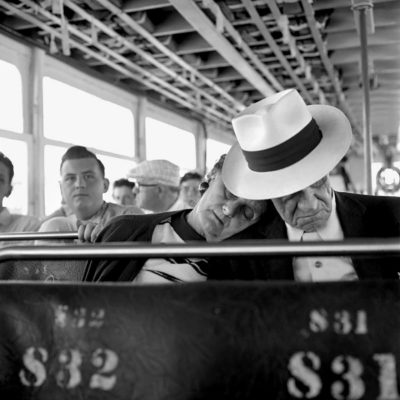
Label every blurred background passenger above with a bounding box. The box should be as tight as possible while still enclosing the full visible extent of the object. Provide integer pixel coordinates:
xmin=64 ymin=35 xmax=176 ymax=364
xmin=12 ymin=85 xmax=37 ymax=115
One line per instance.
xmin=112 ymin=178 xmax=137 ymax=206
xmin=176 ymin=171 xmax=202 ymax=209
xmin=128 ymin=159 xmax=181 ymax=212
xmin=0 ymin=152 xmax=40 ymax=234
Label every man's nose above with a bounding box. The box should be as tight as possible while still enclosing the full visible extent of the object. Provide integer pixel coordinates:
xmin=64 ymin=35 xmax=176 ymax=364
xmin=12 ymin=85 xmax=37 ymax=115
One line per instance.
xmin=75 ymin=175 xmax=86 ymax=188
xmin=222 ymin=200 xmax=241 ymax=218
xmin=297 ymin=188 xmax=318 ymax=210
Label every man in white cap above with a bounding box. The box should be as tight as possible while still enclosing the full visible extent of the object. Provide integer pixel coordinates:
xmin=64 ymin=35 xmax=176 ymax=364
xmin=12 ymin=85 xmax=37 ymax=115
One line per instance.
xmin=128 ymin=159 xmax=181 ymax=212
xmin=223 ymin=88 xmax=400 ymax=281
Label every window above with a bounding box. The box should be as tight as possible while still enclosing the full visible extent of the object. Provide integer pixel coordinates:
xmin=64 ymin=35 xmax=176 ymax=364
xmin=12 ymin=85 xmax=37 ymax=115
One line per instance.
xmin=0 ymin=60 xmax=23 ymax=133
xmin=145 ymin=117 xmax=196 ymax=172
xmin=0 ymin=138 xmax=28 ymax=214
xmin=44 ymin=145 xmax=66 ymax=216
xmin=206 ymin=139 xmax=230 ymax=171
xmin=43 ymin=77 xmax=135 ymax=156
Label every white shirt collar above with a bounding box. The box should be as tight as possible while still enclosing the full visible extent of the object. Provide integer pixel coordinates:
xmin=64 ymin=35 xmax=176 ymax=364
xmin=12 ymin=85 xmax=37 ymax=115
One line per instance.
xmin=285 ymin=194 xmax=344 ymax=241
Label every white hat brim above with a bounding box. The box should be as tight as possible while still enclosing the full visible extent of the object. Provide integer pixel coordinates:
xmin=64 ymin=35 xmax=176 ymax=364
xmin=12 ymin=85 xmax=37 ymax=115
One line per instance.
xmin=222 ymin=104 xmax=353 ymax=200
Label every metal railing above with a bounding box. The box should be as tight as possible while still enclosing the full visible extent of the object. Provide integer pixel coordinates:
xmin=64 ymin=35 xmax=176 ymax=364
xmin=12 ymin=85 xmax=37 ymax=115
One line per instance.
xmin=0 ymin=238 xmax=398 ymax=261
xmin=0 ymin=232 xmax=78 ymax=241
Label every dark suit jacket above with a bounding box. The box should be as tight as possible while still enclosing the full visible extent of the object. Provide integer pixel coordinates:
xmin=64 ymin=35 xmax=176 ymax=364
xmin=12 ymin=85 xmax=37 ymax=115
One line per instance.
xmin=232 ymin=191 xmax=400 ymax=281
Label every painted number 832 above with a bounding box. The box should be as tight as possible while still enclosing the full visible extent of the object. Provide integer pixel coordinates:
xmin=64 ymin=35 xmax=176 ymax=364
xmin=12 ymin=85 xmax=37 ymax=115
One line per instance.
xmin=19 ymin=347 xmax=119 ymax=391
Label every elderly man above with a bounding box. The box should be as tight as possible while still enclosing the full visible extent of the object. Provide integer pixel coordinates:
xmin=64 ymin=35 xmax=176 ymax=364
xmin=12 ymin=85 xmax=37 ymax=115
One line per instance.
xmin=128 ymin=159 xmax=181 ymax=212
xmin=82 ymin=154 xmax=269 ymax=283
xmin=222 ymin=88 xmax=400 ymax=281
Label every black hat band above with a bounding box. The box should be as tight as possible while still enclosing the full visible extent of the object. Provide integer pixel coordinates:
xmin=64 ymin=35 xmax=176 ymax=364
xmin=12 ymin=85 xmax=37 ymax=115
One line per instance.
xmin=242 ymin=118 xmax=322 ymax=172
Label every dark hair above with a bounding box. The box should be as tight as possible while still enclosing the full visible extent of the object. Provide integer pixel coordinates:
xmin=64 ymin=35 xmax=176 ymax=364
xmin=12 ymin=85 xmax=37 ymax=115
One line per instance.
xmin=180 ymin=171 xmax=203 ymax=185
xmin=60 ymin=146 xmax=105 ymax=177
xmin=199 ymin=154 xmax=226 ymax=195
xmin=0 ymin=152 xmax=14 ymax=183
xmin=113 ymin=178 xmax=135 ymax=189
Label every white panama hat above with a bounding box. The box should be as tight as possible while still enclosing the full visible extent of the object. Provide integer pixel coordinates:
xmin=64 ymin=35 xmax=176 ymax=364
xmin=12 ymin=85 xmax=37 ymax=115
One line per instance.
xmin=222 ymin=88 xmax=353 ymax=200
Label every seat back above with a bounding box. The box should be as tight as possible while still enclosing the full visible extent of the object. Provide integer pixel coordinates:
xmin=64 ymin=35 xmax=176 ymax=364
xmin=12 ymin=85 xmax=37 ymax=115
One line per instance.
xmin=0 ymin=280 xmax=399 ymax=399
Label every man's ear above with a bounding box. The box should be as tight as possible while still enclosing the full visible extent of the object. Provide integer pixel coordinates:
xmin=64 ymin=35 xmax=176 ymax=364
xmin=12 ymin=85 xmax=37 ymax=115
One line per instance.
xmin=199 ymin=181 xmax=209 ymax=196
xmin=103 ymin=178 xmax=110 ymax=193
xmin=5 ymin=184 xmax=13 ymax=198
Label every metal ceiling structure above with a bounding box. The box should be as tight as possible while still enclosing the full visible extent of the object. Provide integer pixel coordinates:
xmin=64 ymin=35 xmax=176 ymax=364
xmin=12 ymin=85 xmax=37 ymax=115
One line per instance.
xmin=0 ymin=0 xmax=399 ymax=155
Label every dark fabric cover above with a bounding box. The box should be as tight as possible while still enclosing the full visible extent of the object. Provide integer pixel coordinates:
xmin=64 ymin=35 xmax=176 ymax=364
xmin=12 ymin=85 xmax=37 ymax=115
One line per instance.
xmin=1 ymin=281 xmax=400 ymax=399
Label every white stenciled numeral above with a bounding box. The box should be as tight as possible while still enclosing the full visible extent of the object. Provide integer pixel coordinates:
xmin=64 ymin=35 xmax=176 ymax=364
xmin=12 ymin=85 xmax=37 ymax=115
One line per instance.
xmin=354 ymin=311 xmax=367 ymax=334
xmin=331 ymin=355 xmax=365 ymax=400
xmin=333 ymin=311 xmax=352 ymax=334
xmin=309 ymin=309 xmax=329 ymax=333
xmin=19 ymin=347 xmax=48 ymax=387
xmin=90 ymin=348 xmax=119 ymax=390
xmin=56 ymin=349 xmax=82 ymax=389
xmin=373 ymin=354 xmax=400 ymax=399
xmin=288 ymin=351 xmax=322 ymax=398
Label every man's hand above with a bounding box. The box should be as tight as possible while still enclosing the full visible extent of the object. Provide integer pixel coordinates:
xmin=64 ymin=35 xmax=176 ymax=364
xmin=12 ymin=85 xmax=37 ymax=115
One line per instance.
xmin=77 ymin=222 xmax=102 ymax=243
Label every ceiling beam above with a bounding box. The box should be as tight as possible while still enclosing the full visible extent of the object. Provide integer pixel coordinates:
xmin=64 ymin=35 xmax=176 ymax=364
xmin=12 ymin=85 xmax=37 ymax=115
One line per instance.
xmin=327 ymin=26 xmax=400 ymax=50
xmin=169 ymin=0 xmax=278 ymax=97
xmin=153 ymin=12 xmax=194 ymax=36
xmin=245 ymin=0 xmax=315 ymax=103
xmin=96 ymin=0 xmax=244 ymax=111
xmin=300 ymin=0 xmax=362 ymax=140
xmin=123 ymin=0 xmax=169 ymax=13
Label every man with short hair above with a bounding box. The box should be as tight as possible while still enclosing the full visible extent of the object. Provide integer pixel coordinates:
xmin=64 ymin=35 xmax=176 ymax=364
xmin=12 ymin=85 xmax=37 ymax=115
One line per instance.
xmin=82 ymin=154 xmax=269 ymax=283
xmin=128 ymin=159 xmax=181 ymax=212
xmin=176 ymin=171 xmax=202 ymax=209
xmin=112 ymin=178 xmax=137 ymax=206
xmin=222 ymin=88 xmax=400 ymax=281
xmin=38 ymin=146 xmax=143 ymax=280
xmin=0 ymin=152 xmax=40 ymax=234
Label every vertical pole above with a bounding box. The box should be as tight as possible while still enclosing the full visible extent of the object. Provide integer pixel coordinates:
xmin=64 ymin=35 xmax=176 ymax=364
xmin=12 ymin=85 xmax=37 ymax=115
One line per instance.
xmin=135 ymin=96 xmax=147 ymax=161
xmin=28 ymin=47 xmax=45 ymax=217
xmin=355 ymin=5 xmax=373 ymax=194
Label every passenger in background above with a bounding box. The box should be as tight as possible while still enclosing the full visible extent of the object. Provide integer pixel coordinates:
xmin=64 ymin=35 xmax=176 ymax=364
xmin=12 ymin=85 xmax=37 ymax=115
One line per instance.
xmin=176 ymin=171 xmax=202 ymax=209
xmin=128 ymin=159 xmax=181 ymax=212
xmin=37 ymin=146 xmax=143 ymax=280
xmin=222 ymin=88 xmax=400 ymax=281
xmin=39 ymin=146 xmax=143 ymax=236
xmin=112 ymin=178 xmax=137 ymax=206
xmin=0 ymin=152 xmax=40 ymax=234
xmin=82 ymin=154 xmax=269 ymax=282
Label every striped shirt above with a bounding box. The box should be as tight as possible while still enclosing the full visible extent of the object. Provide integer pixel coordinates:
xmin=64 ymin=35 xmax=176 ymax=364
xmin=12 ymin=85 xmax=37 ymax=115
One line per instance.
xmin=134 ymin=212 xmax=208 ymax=284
